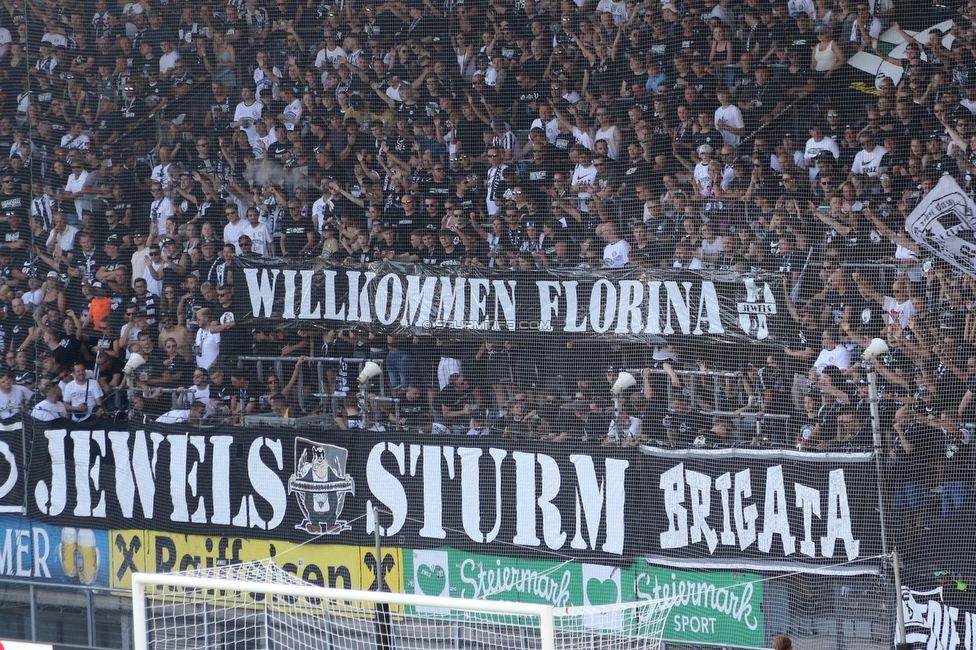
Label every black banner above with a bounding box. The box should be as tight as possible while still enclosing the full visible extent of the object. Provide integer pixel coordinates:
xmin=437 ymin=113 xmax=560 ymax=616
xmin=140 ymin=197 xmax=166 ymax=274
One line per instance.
xmin=19 ymin=420 xmax=883 ymax=569
xmin=641 ymin=446 xmax=882 ymax=570
xmin=25 ymin=421 xmax=644 ymax=564
xmin=0 ymin=422 xmax=24 ymax=515
xmin=235 ymin=259 xmax=786 ymax=344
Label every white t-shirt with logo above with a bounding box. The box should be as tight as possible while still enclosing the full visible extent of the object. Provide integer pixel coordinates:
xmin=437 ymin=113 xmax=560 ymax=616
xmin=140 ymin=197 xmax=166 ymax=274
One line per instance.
xmin=62 ymin=379 xmax=104 ymax=421
xmin=813 ymin=345 xmax=851 ymax=375
xmin=0 ymin=385 xmax=32 ymax=418
xmin=603 ymin=239 xmax=631 ymax=268
xmin=851 ymin=145 xmax=888 ymax=177
xmin=31 ymin=399 xmax=68 ymax=421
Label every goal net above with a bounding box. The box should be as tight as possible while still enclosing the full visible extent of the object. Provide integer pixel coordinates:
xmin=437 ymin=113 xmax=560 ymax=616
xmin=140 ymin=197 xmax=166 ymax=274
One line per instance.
xmin=132 ymin=559 xmax=675 ymax=650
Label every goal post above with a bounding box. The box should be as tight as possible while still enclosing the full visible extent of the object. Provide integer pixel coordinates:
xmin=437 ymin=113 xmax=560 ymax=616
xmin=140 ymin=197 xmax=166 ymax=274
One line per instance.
xmin=131 ymin=560 xmax=674 ymax=650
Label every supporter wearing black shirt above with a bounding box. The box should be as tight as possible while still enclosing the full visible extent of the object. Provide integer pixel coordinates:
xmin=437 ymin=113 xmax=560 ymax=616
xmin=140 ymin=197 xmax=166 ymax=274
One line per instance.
xmin=0 ymin=213 xmax=27 ymax=266
xmin=419 ymin=165 xmax=452 ymax=198
xmin=894 ymin=100 xmax=928 ymax=153
xmin=0 ymin=173 xmax=30 ymax=221
xmin=6 ymin=297 xmax=31 ymax=351
xmin=663 ymin=397 xmax=708 ymax=446
xmin=95 ymin=235 xmax=129 ymax=290
xmin=191 ymin=240 xmax=221 ymax=279
xmin=738 ymin=65 xmax=784 ymax=128
xmin=454 ymin=104 xmax=490 ymax=159
xmin=435 ymin=373 xmax=479 ymax=427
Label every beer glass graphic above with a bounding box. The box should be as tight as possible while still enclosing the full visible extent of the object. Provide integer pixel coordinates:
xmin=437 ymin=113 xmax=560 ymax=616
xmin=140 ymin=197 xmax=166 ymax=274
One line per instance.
xmin=60 ymin=528 xmax=78 ymax=579
xmin=77 ymin=529 xmax=99 ymax=585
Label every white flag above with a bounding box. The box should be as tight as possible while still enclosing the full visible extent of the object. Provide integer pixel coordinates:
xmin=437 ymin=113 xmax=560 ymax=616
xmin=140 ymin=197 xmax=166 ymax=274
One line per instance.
xmin=905 ymin=174 xmax=976 ymax=277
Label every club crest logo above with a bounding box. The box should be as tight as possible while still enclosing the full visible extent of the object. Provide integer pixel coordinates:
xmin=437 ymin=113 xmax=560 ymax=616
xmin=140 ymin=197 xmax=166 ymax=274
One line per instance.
xmin=288 ymin=438 xmax=356 ymax=535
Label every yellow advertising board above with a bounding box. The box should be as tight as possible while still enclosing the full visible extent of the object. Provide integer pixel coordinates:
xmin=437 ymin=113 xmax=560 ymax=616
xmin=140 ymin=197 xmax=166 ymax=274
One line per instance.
xmin=110 ymin=529 xmax=402 ymax=597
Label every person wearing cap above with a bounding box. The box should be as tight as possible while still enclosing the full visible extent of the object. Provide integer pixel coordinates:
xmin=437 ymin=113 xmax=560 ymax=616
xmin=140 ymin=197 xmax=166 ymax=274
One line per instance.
xmin=95 ymin=234 xmax=128 ymax=286
xmin=812 ymin=24 xmax=846 ymax=80
xmin=692 ymin=144 xmax=716 ymax=195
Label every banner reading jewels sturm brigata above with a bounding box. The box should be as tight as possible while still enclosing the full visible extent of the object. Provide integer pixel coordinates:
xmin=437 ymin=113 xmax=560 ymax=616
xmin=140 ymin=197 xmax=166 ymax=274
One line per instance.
xmin=18 ymin=420 xmax=882 ymax=571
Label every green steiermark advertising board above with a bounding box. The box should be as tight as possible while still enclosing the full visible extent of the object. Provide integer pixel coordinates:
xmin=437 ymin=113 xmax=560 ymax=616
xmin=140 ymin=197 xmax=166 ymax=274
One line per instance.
xmin=403 ymin=548 xmax=764 ymax=648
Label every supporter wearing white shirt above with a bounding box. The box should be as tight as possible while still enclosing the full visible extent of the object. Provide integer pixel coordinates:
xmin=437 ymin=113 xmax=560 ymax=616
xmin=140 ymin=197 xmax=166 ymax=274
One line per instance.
xmin=223 ymin=208 xmax=249 ymax=254
xmin=193 ymin=308 xmax=236 ymax=370
xmin=314 ymin=43 xmax=346 ymax=70
xmin=851 ymin=134 xmax=887 ymax=177
xmin=182 ymin=373 xmax=215 ymax=418
xmin=142 ymin=245 xmax=165 ymax=297
xmin=961 ymin=86 xmax=976 ymax=114
xmin=46 ymin=212 xmax=78 ymax=256
xmin=595 ymin=0 xmax=628 ymax=23
xmin=121 ymin=1 xmax=144 ymax=37
xmin=159 ymin=40 xmax=180 ymax=75
xmin=570 ymin=152 xmax=597 ymax=212
xmin=714 ymin=88 xmax=745 ymax=147
xmin=693 ymin=145 xmax=714 ymax=196
xmin=62 ymin=362 xmax=105 ymax=422
xmin=41 ymin=32 xmax=68 ymax=48
xmin=850 ymin=5 xmax=881 ymax=50
xmin=787 ymin=0 xmax=815 ymax=17
xmin=599 ymin=222 xmax=631 ymax=268
xmin=803 ymin=123 xmax=840 ymax=182
xmin=311 ymin=181 xmax=336 ymax=233
xmin=530 ymin=107 xmax=560 ymax=144
xmin=60 ymin=123 xmax=91 ymax=151
xmin=234 ymin=86 xmax=264 ymax=146
xmin=148 ymin=183 xmax=174 ymax=240
xmin=0 ymin=26 xmax=11 ymax=57
xmin=241 ymin=207 xmax=274 ymax=256
xmin=812 ymin=329 xmax=851 ymax=376
xmin=150 ymin=146 xmax=175 ymax=188
xmin=253 ymin=119 xmax=278 ymax=160
xmin=851 ymin=273 xmax=917 ymax=329
xmin=277 ymin=86 xmax=302 ymax=131
xmin=156 ymin=401 xmax=207 ymax=424
xmin=0 ymin=372 xmax=32 ymax=419
xmin=61 ymin=163 xmax=91 ymax=222
xmin=31 ymin=384 xmax=68 ymax=421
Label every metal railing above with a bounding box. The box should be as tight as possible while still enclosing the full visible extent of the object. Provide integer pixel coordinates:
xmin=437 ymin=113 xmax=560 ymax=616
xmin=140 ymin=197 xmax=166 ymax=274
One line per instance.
xmin=122 ymin=359 xmax=862 ymax=447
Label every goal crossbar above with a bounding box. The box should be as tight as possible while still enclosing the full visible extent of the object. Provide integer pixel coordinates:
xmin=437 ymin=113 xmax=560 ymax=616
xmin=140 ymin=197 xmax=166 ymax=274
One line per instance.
xmin=132 ymin=572 xmax=557 ymax=650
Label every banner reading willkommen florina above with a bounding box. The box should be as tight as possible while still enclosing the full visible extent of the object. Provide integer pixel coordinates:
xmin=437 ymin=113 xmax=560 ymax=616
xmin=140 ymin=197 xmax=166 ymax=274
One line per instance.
xmin=235 ymin=259 xmax=786 ymax=343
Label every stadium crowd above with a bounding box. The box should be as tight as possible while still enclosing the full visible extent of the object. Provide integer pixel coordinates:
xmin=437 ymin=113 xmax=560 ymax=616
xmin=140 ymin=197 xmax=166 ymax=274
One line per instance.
xmin=0 ymin=0 xmax=974 ymax=536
